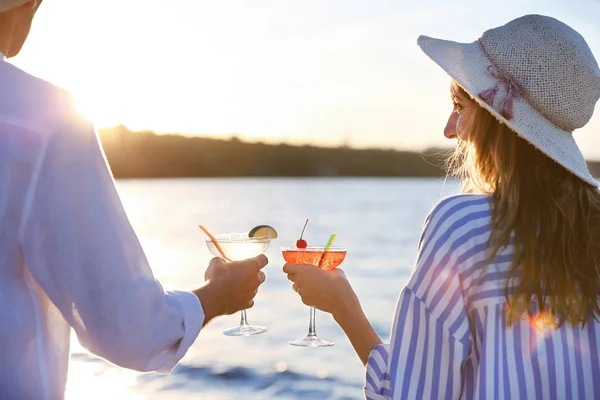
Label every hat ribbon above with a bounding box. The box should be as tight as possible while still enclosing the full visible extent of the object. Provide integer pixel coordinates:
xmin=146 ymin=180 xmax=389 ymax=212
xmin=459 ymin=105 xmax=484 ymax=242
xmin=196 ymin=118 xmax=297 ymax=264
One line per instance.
xmin=478 ymin=65 xmax=520 ymax=120
xmin=476 ymin=39 xmax=524 ymax=121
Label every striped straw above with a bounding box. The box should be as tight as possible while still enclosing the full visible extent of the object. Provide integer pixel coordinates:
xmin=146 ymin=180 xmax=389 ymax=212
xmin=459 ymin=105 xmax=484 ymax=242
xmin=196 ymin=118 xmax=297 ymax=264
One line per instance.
xmin=317 ymin=233 xmax=337 ymax=269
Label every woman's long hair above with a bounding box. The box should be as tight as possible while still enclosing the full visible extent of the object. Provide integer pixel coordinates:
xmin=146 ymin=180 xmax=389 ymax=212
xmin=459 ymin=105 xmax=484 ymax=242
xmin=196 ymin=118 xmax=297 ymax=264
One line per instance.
xmin=448 ymin=82 xmax=600 ymax=327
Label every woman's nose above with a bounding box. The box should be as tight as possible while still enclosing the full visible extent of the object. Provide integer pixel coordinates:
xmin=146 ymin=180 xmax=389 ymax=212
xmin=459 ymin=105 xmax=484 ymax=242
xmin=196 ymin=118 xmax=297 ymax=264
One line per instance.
xmin=444 ymin=112 xmax=458 ymax=139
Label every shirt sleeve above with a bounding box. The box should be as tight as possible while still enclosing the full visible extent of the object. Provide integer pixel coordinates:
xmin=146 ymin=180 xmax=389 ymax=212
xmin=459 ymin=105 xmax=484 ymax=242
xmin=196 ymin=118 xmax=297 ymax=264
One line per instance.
xmin=374 ymin=288 xmax=470 ymax=399
xmin=366 ymin=198 xmax=475 ymax=399
xmin=19 ymin=114 xmax=203 ymax=373
xmin=364 ymin=344 xmax=391 ymax=399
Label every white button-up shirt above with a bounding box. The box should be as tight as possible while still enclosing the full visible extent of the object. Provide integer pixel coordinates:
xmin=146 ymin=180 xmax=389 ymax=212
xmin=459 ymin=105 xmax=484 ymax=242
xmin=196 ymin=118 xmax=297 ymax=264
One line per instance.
xmin=0 ymin=53 xmax=204 ymax=399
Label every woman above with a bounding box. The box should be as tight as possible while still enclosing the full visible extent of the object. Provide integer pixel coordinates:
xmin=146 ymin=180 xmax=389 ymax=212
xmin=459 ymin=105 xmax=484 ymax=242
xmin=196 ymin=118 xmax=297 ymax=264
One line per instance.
xmin=284 ymin=14 xmax=600 ymax=399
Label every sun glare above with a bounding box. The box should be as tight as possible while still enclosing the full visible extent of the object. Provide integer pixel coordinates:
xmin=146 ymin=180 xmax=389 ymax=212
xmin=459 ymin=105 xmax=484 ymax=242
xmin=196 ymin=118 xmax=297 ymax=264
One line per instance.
xmin=64 ymin=363 xmax=144 ymax=400
xmin=73 ymin=93 xmax=98 ymax=123
xmin=65 ymin=338 xmax=145 ymax=400
xmin=72 ymin=90 xmax=132 ymax=129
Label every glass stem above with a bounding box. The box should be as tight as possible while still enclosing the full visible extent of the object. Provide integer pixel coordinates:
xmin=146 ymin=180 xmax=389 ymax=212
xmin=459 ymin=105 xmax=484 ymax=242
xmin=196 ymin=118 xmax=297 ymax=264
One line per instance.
xmin=307 ymin=307 xmax=317 ymax=337
xmin=240 ymin=309 xmax=250 ymax=328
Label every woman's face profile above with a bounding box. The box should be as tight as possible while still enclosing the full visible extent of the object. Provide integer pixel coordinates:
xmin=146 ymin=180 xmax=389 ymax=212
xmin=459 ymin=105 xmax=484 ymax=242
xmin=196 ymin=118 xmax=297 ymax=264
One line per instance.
xmin=444 ymin=84 xmax=475 ymax=141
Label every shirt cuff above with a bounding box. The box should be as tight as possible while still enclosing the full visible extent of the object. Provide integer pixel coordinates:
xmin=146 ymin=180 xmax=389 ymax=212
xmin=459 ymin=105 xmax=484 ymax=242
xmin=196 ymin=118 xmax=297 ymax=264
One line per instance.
xmin=364 ymin=343 xmax=391 ymax=399
xmin=149 ymin=290 xmax=204 ymax=374
xmin=364 ymin=390 xmax=390 ymax=400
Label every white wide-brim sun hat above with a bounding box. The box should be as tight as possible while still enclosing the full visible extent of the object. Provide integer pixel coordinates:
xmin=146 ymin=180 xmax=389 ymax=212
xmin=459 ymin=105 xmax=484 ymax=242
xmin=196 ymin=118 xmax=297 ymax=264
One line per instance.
xmin=418 ymin=14 xmax=600 ymax=187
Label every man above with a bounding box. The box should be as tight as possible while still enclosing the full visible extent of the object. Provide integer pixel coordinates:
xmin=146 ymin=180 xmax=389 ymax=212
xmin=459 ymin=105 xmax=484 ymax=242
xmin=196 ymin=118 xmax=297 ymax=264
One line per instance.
xmin=0 ymin=1 xmax=268 ymax=399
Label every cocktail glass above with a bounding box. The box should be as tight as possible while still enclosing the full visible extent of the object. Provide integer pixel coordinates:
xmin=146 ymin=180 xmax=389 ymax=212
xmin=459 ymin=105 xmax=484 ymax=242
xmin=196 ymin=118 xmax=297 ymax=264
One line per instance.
xmin=206 ymin=232 xmax=271 ymax=336
xmin=281 ymin=246 xmax=347 ymax=347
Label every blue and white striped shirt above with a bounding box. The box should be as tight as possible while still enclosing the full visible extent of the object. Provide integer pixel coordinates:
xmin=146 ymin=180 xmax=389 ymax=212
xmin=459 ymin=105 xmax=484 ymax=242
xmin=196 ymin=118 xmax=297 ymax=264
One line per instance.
xmin=365 ymin=194 xmax=600 ymax=399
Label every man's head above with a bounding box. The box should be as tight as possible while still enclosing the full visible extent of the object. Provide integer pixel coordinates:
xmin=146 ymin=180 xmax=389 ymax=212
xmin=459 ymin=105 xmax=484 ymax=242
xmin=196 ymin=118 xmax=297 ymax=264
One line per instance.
xmin=0 ymin=0 xmax=40 ymax=58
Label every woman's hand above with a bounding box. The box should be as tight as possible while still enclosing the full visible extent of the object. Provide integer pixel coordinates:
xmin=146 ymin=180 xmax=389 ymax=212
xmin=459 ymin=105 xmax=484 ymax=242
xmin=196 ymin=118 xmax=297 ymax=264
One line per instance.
xmin=283 ymin=263 xmax=382 ymax=365
xmin=283 ymin=263 xmax=359 ymax=318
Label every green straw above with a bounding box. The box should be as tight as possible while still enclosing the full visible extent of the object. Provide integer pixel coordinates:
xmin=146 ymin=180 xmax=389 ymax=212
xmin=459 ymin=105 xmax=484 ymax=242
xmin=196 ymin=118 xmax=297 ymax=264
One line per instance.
xmin=318 ymin=233 xmax=337 ymax=269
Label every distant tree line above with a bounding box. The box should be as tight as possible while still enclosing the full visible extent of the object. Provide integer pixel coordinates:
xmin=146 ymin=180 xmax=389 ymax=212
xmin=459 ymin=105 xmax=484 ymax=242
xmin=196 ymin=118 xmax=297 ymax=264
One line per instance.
xmin=97 ymin=125 xmax=600 ymax=179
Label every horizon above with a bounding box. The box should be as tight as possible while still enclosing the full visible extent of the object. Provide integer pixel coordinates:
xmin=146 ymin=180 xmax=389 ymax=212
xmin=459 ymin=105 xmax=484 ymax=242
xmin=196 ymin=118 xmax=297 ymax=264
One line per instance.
xmin=100 ymin=125 xmax=600 ymax=164
xmin=11 ymin=0 xmax=600 ymax=159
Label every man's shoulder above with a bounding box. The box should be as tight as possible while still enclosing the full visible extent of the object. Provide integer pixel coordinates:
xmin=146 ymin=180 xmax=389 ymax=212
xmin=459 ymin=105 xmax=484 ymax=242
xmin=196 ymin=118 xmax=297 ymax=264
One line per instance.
xmin=0 ymin=61 xmax=88 ymax=137
xmin=1 ymin=60 xmax=77 ymax=118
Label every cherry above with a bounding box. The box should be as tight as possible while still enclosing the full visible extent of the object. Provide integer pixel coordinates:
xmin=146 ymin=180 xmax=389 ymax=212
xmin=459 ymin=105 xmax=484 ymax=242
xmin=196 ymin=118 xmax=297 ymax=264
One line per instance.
xmin=296 ymin=219 xmax=309 ymax=248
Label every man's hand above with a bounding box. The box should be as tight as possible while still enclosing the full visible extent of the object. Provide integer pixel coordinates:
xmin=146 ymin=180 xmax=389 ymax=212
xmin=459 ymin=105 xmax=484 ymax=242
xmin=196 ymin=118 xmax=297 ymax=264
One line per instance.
xmin=194 ymin=255 xmax=268 ymax=326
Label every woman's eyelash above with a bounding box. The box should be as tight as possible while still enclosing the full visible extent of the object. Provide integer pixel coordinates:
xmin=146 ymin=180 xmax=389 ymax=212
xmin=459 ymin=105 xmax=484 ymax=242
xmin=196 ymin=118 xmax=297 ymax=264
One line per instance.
xmin=452 ymin=101 xmax=464 ymax=112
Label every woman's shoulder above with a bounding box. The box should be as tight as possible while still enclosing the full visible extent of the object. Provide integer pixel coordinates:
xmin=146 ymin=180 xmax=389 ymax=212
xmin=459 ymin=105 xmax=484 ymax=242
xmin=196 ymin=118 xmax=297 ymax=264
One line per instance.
xmin=406 ymin=194 xmax=494 ymax=337
xmin=431 ymin=193 xmax=491 ymax=212
xmin=426 ymin=193 xmax=492 ymax=228
xmin=417 ymin=193 xmax=493 ymax=253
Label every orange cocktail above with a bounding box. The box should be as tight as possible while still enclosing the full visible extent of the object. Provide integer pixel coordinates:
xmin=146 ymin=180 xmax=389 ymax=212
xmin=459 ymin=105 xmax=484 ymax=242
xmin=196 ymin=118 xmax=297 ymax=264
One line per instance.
xmin=282 ymin=246 xmax=347 ymax=347
xmin=282 ymin=247 xmax=346 ymax=271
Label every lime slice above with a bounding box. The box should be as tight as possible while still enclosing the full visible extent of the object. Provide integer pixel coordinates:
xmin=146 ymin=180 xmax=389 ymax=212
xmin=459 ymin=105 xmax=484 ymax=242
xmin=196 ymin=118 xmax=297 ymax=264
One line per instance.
xmin=249 ymin=225 xmax=278 ymax=239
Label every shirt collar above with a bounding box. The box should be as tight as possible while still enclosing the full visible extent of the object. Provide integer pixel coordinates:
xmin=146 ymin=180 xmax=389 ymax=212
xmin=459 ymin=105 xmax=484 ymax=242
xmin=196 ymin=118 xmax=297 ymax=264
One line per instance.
xmin=0 ymin=51 xmax=5 ymax=60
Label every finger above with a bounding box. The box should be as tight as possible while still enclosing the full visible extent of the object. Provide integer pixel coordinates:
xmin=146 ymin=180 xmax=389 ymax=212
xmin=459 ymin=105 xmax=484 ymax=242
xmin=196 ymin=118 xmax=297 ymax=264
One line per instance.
xmin=292 ymin=284 xmax=305 ymax=298
xmin=246 ymin=300 xmax=255 ymax=309
xmin=230 ymin=255 xmax=267 ymax=274
xmin=204 ymin=257 xmax=224 ymax=280
xmin=282 ymin=263 xmax=293 ymax=274
xmin=209 ymin=256 xmax=226 ymax=267
xmin=204 ymin=266 xmax=212 ymax=281
xmin=330 ymin=268 xmax=346 ymax=278
xmin=251 ymin=254 xmax=269 ymax=270
xmin=283 ymin=263 xmax=304 ymax=274
xmin=257 ymin=271 xmax=266 ymax=284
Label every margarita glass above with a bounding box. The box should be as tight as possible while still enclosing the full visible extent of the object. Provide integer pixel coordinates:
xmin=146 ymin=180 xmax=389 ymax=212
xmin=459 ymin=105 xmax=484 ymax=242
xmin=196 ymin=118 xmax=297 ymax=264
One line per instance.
xmin=282 ymin=246 xmax=347 ymax=347
xmin=206 ymin=232 xmax=271 ymax=336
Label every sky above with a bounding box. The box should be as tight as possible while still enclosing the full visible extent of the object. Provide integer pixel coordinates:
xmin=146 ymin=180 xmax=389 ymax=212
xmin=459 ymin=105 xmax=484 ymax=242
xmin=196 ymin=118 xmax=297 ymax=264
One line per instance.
xmin=11 ymin=0 xmax=600 ymax=159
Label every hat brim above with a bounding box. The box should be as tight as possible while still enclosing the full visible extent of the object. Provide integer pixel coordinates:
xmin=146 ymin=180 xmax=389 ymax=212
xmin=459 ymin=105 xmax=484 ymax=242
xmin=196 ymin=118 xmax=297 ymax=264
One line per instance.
xmin=417 ymin=35 xmax=598 ymax=188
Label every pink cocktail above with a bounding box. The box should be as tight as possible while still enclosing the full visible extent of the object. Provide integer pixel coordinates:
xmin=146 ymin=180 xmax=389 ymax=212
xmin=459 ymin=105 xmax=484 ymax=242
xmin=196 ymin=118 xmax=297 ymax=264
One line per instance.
xmin=282 ymin=247 xmax=347 ymax=271
xmin=282 ymin=246 xmax=347 ymax=347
